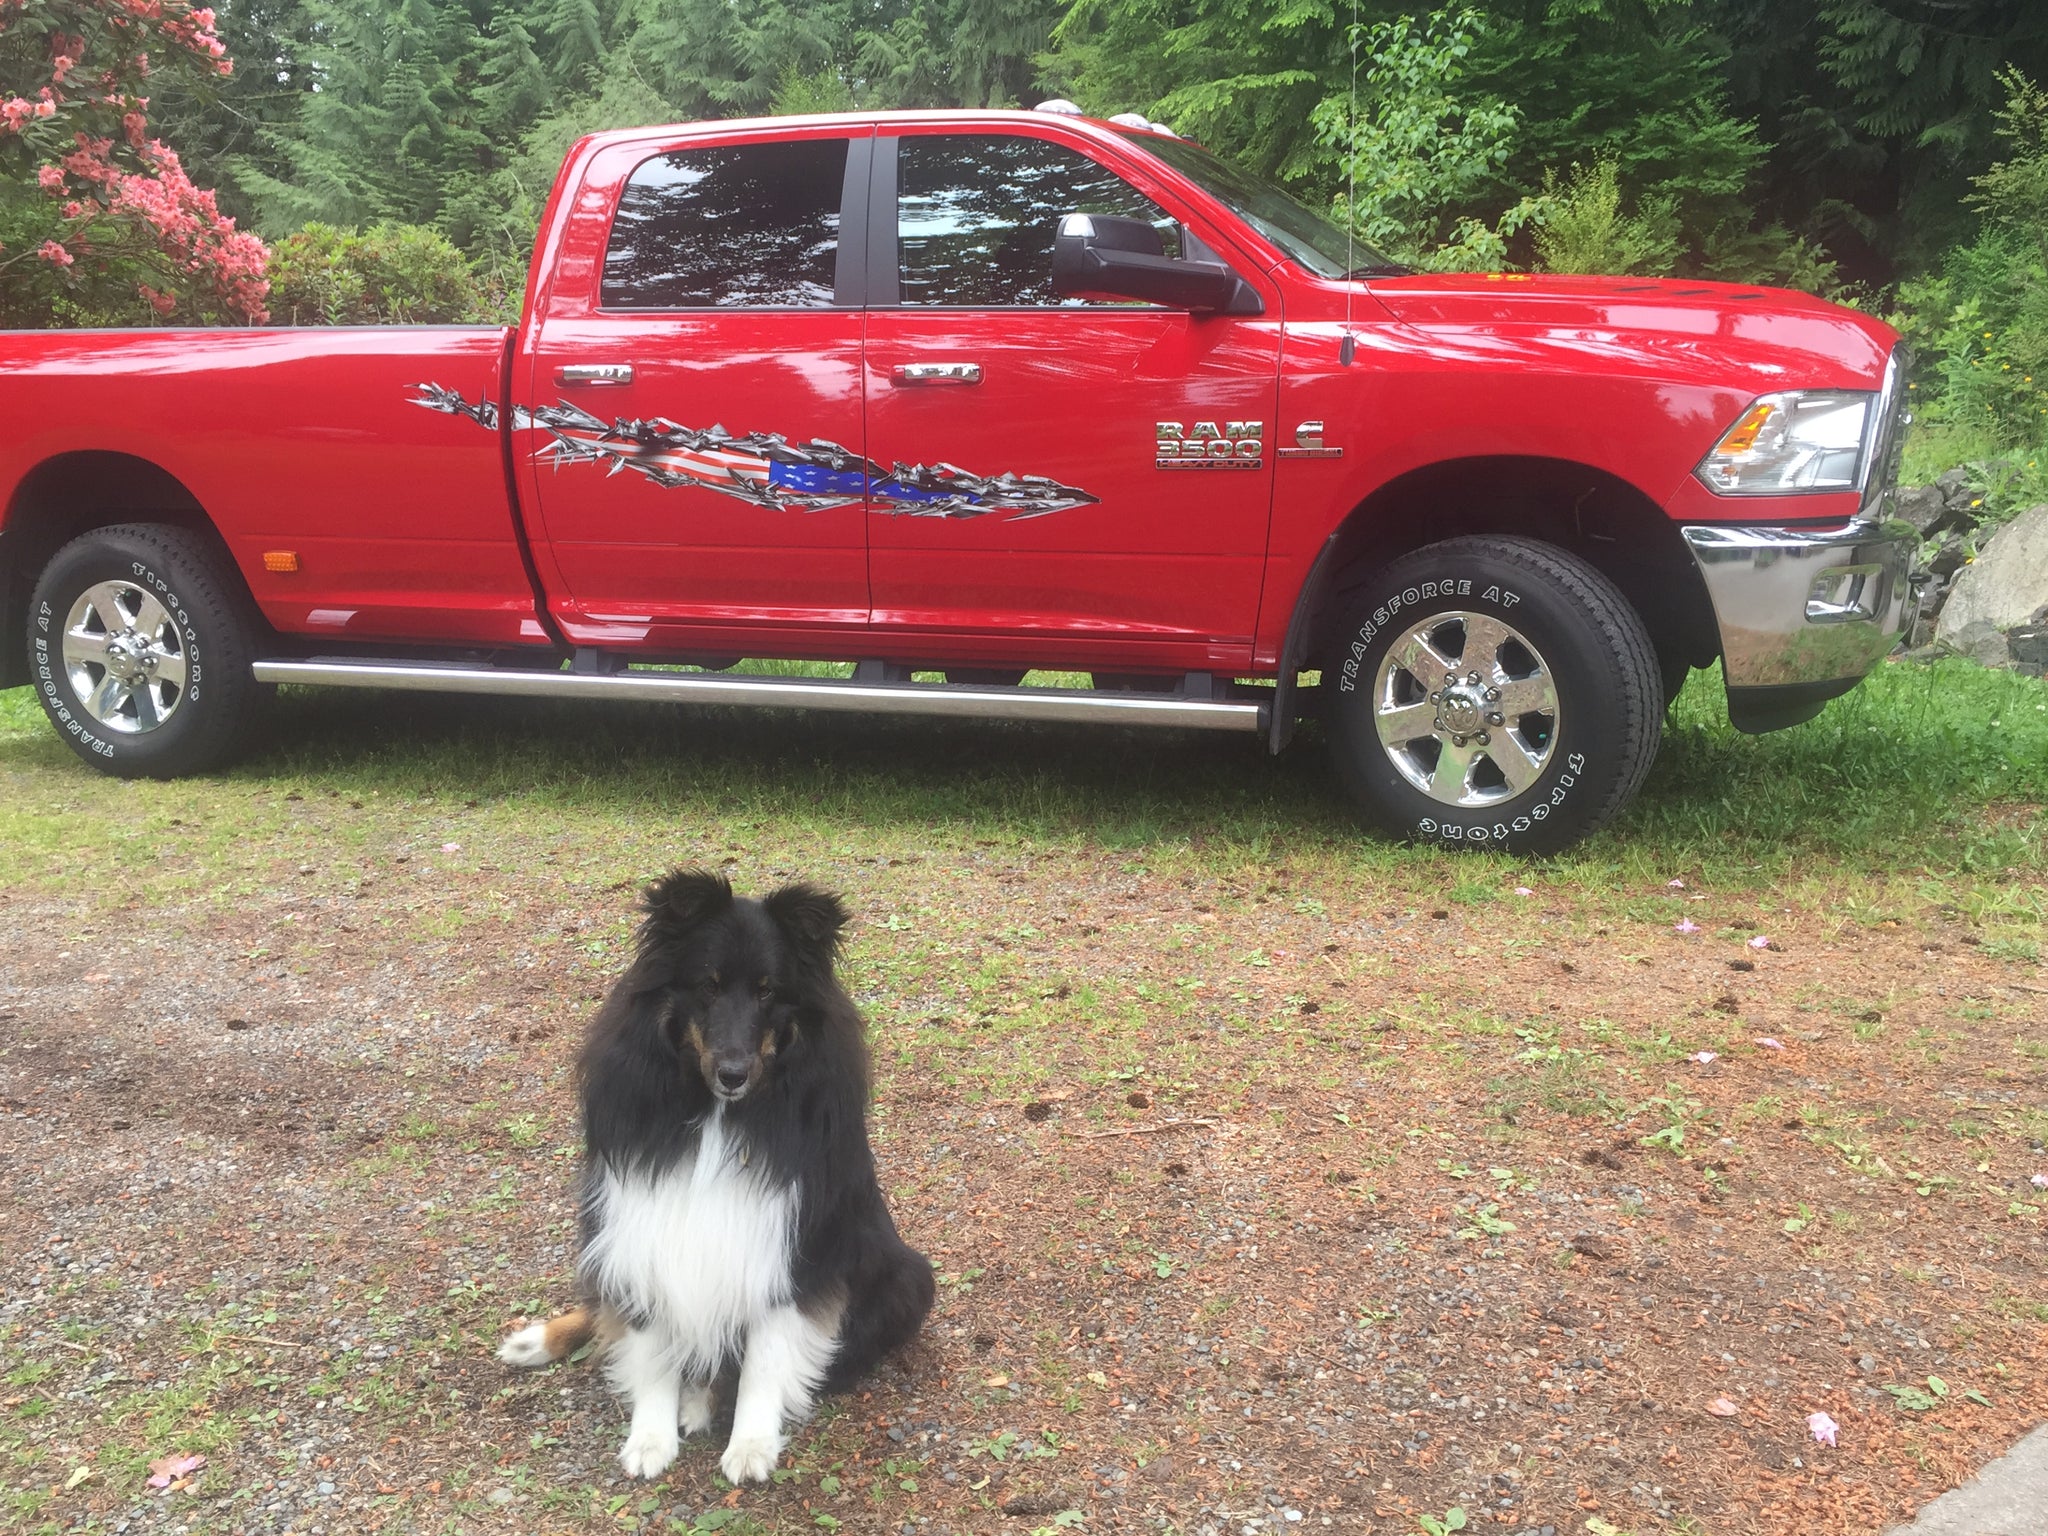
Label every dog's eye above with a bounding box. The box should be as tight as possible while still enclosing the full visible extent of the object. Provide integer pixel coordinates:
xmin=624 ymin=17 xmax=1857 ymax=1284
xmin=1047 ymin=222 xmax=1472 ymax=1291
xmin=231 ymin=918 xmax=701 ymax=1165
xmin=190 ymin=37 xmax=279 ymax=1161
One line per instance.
xmin=757 ymin=979 xmax=777 ymax=1001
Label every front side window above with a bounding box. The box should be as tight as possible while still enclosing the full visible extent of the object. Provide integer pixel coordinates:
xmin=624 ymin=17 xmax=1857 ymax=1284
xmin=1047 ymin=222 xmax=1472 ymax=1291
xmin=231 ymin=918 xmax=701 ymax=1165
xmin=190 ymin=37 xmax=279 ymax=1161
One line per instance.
xmin=603 ymin=138 xmax=848 ymax=309
xmin=896 ymin=134 xmax=1181 ymax=307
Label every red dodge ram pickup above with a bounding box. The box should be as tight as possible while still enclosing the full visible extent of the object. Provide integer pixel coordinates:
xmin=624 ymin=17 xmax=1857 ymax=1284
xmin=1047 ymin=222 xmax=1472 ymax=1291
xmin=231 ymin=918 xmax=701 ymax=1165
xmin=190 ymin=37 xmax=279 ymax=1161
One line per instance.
xmin=2 ymin=107 xmax=1913 ymax=853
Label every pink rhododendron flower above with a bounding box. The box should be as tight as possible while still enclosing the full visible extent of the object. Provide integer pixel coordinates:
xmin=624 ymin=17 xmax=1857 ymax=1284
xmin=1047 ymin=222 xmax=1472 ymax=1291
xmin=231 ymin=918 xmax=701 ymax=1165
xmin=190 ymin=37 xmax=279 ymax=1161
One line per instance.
xmin=38 ymin=165 xmax=65 ymax=191
xmin=1754 ymin=1036 xmax=1783 ymax=1050
xmin=1667 ymin=878 xmax=1685 ymax=889
xmin=1689 ymin=1050 xmax=1717 ymax=1065
xmin=1806 ymin=1411 xmax=1838 ymax=1447
xmin=37 ymin=239 xmax=75 ymax=267
xmin=1673 ymin=918 xmax=1700 ymax=935
xmin=1514 ymin=886 xmax=1533 ymax=896
xmin=1748 ymin=935 xmax=1771 ymax=950
xmin=2032 ymin=1173 xmax=2048 ymax=1190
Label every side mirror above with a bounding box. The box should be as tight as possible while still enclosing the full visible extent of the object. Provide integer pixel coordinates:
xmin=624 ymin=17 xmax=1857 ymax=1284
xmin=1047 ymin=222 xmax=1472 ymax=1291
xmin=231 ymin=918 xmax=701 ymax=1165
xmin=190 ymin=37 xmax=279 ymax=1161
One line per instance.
xmin=1051 ymin=214 xmax=1263 ymax=315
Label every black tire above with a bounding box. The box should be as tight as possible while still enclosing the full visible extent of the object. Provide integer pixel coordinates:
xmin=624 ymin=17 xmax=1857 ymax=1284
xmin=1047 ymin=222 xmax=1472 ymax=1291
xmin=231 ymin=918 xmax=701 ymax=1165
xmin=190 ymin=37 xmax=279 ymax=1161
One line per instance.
xmin=1325 ymin=537 xmax=1661 ymax=855
xmin=29 ymin=523 xmax=265 ymax=778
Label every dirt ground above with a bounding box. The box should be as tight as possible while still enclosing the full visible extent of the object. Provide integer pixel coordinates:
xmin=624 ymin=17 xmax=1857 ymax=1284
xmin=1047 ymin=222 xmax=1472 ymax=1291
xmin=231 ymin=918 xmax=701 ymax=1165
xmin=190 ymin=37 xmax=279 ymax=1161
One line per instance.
xmin=3 ymin=803 xmax=2046 ymax=1535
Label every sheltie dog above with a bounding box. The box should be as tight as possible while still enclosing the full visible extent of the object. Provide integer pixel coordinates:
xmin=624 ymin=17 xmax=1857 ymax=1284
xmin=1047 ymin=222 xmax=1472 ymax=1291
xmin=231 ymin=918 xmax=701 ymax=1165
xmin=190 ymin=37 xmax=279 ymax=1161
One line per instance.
xmin=497 ymin=871 xmax=933 ymax=1483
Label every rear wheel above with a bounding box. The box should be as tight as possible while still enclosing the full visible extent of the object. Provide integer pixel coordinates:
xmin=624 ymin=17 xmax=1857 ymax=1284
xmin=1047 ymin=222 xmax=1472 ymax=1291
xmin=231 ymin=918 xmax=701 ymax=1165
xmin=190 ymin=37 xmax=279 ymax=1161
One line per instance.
xmin=29 ymin=523 xmax=265 ymax=777
xmin=1325 ymin=537 xmax=1661 ymax=854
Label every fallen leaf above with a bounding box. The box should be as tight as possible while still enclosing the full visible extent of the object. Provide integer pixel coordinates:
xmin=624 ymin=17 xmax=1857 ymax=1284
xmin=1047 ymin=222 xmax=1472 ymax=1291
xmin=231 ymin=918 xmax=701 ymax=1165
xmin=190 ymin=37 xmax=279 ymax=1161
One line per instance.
xmin=1705 ymin=1397 xmax=1739 ymax=1417
xmin=1806 ymin=1411 xmax=1839 ymax=1447
xmin=984 ymin=1374 xmax=1009 ymax=1388
xmin=64 ymin=1466 xmax=93 ymax=1490
xmin=146 ymin=1452 xmax=205 ymax=1488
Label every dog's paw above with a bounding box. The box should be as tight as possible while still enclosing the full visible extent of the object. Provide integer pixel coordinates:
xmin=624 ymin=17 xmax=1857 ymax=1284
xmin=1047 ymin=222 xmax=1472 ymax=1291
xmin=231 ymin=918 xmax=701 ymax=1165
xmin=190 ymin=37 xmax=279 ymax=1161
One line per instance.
xmin=496 ymin=1324 xmax=553 ymax=1369
xmin=618 ymin=1425 xmax=680 ymax=1480
xmin=719 ymin=1430 xmax=782 ymax=1485
xmin=678 ymin=1384 xmax=715 ymax=1438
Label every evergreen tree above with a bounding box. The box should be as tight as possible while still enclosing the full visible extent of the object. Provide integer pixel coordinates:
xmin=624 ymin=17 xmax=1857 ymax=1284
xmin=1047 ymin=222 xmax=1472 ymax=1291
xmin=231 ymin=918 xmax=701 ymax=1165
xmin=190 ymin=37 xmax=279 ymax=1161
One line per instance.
xmin=238 ymin=0 xmax=491 ymax=232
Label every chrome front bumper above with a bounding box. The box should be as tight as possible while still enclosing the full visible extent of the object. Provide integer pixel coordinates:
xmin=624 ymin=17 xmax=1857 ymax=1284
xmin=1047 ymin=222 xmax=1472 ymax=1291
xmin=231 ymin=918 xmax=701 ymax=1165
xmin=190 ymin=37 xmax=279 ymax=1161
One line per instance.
xmin=1681 ymin=519 xmax=1916 ymax=724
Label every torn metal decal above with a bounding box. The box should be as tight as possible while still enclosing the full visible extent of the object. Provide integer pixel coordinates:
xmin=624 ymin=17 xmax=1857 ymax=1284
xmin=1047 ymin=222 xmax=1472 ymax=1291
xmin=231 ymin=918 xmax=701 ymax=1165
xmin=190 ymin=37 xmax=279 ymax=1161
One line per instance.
xmin=411 ymin=384 xmax=1099 ymax=520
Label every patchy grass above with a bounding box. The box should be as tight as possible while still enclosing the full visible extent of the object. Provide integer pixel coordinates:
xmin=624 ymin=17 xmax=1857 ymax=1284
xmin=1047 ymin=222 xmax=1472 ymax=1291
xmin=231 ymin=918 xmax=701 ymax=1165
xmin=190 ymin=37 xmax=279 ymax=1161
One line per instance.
xmin=1 ymin=661 xmax=2044 ymax=1535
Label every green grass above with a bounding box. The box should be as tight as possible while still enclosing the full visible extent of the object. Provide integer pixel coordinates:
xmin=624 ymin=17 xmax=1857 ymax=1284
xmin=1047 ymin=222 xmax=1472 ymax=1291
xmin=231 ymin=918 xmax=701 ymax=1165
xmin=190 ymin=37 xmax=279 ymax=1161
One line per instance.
xmin=2 ymin=655 xmax=2044 ymax=899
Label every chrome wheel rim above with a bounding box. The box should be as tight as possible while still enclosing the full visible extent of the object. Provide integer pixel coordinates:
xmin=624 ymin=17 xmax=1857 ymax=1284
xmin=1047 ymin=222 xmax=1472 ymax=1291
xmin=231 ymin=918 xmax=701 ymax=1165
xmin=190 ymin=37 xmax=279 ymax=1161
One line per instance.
xmin=1373 ymin=610 xmax=1559 ymax=807
xmin=61 ymin=580 xmax=187 ymax=734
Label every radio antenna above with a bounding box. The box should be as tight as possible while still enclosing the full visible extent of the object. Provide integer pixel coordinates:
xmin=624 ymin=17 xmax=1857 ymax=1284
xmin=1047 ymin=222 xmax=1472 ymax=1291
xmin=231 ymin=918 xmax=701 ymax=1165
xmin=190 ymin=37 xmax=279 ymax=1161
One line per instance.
xmin=1340 ymin=0 xmax=1359 ymax=366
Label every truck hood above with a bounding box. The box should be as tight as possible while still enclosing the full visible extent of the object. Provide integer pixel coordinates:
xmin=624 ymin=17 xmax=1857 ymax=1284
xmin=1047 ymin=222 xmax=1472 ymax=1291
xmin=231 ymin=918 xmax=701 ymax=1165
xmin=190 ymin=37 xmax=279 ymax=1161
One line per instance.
xmin=1356 ymin=273 xmax=1896 ymax=394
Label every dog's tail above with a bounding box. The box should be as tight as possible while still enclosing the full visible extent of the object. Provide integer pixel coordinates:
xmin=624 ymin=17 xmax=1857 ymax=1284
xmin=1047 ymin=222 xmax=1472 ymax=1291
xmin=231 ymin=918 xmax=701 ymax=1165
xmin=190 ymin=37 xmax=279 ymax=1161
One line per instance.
xmin=497 ymin=1306 xmax=598 ymax=1368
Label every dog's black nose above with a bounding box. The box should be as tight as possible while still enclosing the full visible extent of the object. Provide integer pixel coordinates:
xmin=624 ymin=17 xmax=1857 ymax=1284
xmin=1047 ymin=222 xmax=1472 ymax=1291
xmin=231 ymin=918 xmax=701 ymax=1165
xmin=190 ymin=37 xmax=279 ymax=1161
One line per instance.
xmin=716 ymin=1065 xmax=750 ymax=1093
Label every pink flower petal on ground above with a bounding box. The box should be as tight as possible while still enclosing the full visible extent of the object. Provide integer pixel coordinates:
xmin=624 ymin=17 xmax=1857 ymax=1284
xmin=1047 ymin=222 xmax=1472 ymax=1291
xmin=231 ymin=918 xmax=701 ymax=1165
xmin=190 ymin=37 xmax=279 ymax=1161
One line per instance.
xmin=1690 ymin=1051 xmax=1718 ymax=1065
xmin=1674 ymin=919 xmax=1701 ymax=935
xmin=1705 ymin=1396 xmax=1739 ymax=1417
xmin=146 ymin=1453 xmax=205 ymax=1488
xmin=1807 ymin=1410 xmax=1839 ymax=1447
xmin=2031 ymin=1173 xmax=2048 ymax=1190
xmin=1668 ymin=879 xmax=1686 ymax=889
xmin=1514 ymin=886 xmax=1533 ymax=897
xmin=1754 ymin=1037 xmax=1784 ymax=1051
xmin=1748 ymin=935 xmax=1771 ymax=950
xmin=441 ymin=842 xmax=461 ymax=853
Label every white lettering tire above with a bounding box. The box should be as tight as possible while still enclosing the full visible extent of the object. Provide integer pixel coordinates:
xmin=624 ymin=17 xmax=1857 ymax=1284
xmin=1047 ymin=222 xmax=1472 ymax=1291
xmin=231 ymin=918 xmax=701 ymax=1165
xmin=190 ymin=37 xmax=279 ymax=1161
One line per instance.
xmin=29 ymin=524 xmax=266 ymax=778
xmin=1326 ymin=537 xmax=1662 ymax=855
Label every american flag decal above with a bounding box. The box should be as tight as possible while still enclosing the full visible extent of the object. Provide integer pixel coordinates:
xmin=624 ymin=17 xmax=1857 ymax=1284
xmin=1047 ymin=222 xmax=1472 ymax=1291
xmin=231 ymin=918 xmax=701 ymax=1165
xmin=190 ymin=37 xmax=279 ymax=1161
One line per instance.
xmin=411 ymin=385 xmax=1099 ymax=521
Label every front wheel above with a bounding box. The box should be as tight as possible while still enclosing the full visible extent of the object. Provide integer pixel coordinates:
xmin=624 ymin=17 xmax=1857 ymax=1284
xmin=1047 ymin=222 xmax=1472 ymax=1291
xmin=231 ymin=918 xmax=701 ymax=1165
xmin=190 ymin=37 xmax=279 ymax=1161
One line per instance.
xmin=29 ymin=523 xmax=266 ymax=778
xmin=1325 ymin=537 xmax=1662 ymax=855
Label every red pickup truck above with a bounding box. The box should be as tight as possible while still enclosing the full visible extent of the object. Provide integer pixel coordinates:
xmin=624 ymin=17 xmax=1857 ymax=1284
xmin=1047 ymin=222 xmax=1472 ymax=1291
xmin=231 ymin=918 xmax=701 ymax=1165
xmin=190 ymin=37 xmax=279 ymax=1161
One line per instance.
xmin=3 ymin=107 xmax=1913 ymax=852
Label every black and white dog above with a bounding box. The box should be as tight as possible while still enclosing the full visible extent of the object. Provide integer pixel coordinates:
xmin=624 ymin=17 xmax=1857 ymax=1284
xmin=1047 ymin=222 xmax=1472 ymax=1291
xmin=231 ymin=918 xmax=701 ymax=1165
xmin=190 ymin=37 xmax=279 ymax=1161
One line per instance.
xmin=498 ymin=871 xmax=934 ymax=1483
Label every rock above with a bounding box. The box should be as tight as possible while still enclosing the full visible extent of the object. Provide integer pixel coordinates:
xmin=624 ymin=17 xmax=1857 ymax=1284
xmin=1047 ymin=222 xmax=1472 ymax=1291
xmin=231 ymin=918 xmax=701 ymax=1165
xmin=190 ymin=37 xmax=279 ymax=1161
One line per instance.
xmin=1935 ymin=467 xmax=1977 ymax=512
xmin=1949 ymin=620 xmax=2011 ymax=669
xmin=1893 ymin=484 xmax=1946 ymax=536
xmin=1937 ymin=504 xmax=2048 ymax=640
xmin=2008 ymin=624 xmax=2048 ymax=677
xmin=1927 ymin=534 xmax=1970 ymax=582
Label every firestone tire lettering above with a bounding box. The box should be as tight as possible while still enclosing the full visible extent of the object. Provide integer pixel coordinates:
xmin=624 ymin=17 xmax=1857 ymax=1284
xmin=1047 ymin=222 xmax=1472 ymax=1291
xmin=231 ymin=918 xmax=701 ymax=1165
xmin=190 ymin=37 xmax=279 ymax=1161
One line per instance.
xmin=1323 ymin=537 xmax=1663 ymax=856
xmin=28 ymin=524 xmax=266 ymax=779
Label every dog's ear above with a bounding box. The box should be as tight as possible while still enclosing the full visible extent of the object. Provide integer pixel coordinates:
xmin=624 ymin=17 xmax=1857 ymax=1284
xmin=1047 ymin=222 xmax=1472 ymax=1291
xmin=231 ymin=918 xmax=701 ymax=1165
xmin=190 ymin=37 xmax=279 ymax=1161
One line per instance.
xmin=763 ymin=883 xmax=848 ymax=965
xmin=641 ymin=869 xmax=733 ymax=940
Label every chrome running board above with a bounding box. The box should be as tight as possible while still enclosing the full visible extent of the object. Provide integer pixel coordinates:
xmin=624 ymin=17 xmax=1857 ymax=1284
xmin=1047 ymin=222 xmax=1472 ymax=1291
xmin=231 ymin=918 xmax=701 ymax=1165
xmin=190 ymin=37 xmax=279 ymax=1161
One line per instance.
xmin=251 ymin=659 xmax=1268 ymax=733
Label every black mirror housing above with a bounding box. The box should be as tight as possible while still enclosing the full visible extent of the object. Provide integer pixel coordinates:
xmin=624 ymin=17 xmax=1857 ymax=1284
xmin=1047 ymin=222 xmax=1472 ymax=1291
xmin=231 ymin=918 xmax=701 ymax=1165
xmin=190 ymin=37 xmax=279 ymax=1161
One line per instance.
xmin=1051 ymin=214 xmax=1263 ymax=315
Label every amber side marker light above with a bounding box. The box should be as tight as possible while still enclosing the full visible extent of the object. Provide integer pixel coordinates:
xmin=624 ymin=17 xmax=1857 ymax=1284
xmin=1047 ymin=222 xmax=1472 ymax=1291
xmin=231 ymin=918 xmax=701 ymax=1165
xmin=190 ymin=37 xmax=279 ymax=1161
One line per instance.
xmin=1713 ymin=402 xmax=1777 ymax=457
xmin=262 ymin=551 xmax=300 ymax=573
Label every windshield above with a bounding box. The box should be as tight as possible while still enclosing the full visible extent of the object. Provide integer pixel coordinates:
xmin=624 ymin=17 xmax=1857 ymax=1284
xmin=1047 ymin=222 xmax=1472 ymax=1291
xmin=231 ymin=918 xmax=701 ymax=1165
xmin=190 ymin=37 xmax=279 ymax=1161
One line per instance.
xmin=1132 ymin=134 xmax=1407 ymax=279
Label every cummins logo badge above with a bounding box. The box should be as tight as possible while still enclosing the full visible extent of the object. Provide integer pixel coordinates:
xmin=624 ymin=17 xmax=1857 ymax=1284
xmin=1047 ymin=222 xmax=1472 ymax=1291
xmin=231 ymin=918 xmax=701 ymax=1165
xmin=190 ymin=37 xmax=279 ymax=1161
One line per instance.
xmin=1157 ymin=420 xmax=1263 ymax=469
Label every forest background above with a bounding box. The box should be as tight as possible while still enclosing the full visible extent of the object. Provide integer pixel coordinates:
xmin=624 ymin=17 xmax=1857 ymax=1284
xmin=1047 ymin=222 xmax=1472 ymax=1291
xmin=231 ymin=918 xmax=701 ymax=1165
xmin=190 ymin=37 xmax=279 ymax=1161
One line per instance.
xmin=1 ymin=0 xmax=2044 ymax=509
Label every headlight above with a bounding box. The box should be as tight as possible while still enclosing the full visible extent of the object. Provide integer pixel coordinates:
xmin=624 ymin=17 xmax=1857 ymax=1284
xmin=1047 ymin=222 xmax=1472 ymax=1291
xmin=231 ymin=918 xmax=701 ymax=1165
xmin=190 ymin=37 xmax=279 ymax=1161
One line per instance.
xmin=1695 ymin=390 xmax=1872 ymax=495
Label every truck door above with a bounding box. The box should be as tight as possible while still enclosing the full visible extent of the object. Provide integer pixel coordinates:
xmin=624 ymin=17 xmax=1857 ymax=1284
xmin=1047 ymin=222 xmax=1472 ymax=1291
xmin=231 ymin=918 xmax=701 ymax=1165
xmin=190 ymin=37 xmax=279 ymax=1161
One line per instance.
xmin=861 ymin=127 xmax=1283 ymax=674
xmin=520 ymin=127 xmax=872 ymax=651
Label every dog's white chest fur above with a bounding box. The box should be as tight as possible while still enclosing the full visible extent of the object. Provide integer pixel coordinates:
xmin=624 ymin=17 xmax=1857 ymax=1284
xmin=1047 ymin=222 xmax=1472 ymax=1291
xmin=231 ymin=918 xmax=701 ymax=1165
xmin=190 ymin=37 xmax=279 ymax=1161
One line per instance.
xmin=581 ymin=1109 xmax=796 ymax=1373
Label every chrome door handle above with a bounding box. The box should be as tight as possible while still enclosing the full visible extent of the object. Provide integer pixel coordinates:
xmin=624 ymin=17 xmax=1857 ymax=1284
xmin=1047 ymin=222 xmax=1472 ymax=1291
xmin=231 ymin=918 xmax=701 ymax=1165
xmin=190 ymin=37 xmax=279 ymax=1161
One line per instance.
xmin=555 ymin=364 xmax=635 ymax=386
xmin=891 ymin=362 xmax=982 ymax=386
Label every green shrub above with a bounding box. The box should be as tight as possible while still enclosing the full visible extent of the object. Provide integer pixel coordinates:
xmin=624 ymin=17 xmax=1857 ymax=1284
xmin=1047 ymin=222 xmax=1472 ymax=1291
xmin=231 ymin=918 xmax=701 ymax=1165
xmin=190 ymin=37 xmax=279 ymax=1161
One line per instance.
xmin=1891 ymin=70 xmax=2048 ymax=458
xmin=264 ymin=222 xmax=509 ymax=325
xmin=1533 ymin=159 xmax=1678 ymax=276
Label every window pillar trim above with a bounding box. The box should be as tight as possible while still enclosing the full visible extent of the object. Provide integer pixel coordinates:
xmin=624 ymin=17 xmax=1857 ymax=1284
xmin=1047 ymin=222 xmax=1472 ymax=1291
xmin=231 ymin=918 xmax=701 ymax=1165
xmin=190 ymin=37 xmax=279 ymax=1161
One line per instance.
xmin=865 ymin=134 xmax=901 ymax=308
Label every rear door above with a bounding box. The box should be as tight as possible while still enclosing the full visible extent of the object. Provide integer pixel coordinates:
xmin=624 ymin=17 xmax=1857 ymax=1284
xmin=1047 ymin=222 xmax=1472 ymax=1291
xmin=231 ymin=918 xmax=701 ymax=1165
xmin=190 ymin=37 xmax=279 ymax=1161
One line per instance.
xmin=521 ymin=126 xmax=873 ymax=647
xmin=861 ymin=127 xmax=1283 ymax=673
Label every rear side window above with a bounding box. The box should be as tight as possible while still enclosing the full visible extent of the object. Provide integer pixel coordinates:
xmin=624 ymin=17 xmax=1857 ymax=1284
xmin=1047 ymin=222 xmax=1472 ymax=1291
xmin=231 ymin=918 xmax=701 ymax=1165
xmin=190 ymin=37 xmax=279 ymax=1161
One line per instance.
xmin=896 ymin=134 xmax=1180 ymax=307
xmin=602 ymin=138 xmax=848 ymax=309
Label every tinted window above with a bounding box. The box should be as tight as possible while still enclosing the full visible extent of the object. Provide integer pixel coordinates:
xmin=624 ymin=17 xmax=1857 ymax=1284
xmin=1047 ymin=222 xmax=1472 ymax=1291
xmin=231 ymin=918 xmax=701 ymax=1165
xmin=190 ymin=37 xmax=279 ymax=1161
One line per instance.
xmin=603 ymin=138 xmax=847 ymax=309
xmin=896 ymin=134 xmax=1180 ymax=307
